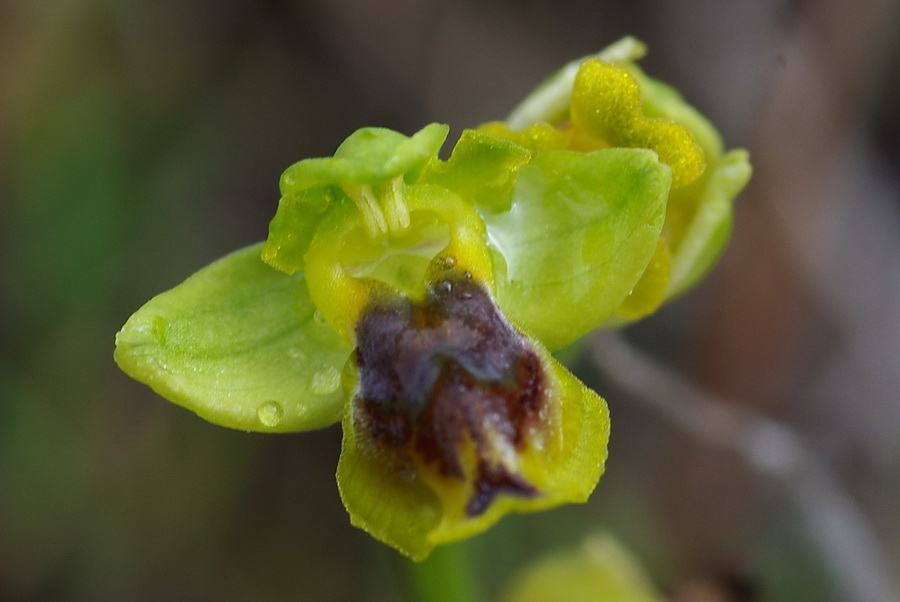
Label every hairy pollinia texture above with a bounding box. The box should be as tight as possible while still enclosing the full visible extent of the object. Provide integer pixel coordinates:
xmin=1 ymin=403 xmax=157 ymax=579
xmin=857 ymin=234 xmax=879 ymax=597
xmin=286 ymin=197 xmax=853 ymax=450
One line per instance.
xmin=353 ymin=275 xmax=545 ymax=517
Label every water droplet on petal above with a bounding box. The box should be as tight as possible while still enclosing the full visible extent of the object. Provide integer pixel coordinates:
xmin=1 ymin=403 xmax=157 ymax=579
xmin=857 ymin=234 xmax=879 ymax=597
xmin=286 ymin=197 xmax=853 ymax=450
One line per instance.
xmin=313 ymin=311 xmax=327 ymax=327
xmin=310 ymin=365 xmax=341 ymax=395
xmin=432 ymin=280 xmax=453 ymax=295
xmin=257 ymin=401 xmax=284 ymax=427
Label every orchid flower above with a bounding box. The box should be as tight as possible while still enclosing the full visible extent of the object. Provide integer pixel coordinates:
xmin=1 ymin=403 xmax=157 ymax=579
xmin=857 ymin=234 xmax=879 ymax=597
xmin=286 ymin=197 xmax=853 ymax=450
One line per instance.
xmin=115 ymin=37 xmax=750 ymax=560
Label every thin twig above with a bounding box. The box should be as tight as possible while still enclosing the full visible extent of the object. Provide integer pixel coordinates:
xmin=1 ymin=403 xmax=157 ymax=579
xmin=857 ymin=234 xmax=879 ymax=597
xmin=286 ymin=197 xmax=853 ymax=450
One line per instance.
xmin=590 ymin=332 xmax=899 ymax=602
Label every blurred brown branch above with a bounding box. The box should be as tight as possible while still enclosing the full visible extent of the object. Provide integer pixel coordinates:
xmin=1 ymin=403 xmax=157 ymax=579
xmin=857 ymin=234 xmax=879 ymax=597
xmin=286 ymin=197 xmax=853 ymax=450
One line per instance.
xmin=591 ymin=332 xmax=900 ymax=602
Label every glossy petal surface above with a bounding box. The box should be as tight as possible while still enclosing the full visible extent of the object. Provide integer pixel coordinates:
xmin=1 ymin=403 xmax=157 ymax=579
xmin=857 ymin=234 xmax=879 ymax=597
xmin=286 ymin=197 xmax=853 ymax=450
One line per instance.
xmin=483 ymin=148 xmax=671 ymax=350
xmin=279 ymin=123 xmax=449 ymax=193
xmin=115 ymin=244 xmax=352 ymax=432
xmin=664 ymin=149 xmax=752 ymax=298
xmin=420 ymin=128 xmax=531 ymax=212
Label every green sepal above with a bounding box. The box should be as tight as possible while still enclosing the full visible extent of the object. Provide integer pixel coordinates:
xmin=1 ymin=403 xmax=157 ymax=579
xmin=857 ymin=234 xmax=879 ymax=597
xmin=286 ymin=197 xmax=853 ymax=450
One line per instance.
xmin=279 ymin=123 xmax=450 ymax=194
xmin=264 ymin=123 xmax=452 ymax=275
xmin=483 ymin=148 xmax=672 ymax=350
xmin=261 ymin=186 xmax=335 ymax=274
xmin=419 ymin=128 xmax=532 ymax=212
xmin=665 ymin=148 xmax=752 ymax=298
xmin=114 ymin=244 xmax=352 ymax=432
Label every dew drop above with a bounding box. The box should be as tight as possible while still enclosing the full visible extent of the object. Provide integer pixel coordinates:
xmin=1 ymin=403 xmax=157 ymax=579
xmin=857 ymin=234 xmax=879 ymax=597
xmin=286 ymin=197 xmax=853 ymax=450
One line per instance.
xmin=438 ymin=255 xmax=457 ymax=270
xmin=313 ymin=311 xmax=327 ymax=327
xmin=432 ymin=279 xmax=453 ymax=295
xmin=257 ymin=401 xmax=284 ymax=427
xmin=310 ymin=365 xmax=341 ymax=395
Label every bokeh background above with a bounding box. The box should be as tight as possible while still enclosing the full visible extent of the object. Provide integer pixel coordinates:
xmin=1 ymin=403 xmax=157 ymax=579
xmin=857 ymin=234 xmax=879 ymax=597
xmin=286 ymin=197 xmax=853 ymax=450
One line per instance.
xmin=2 ymin=1 xmax=900 ymax=600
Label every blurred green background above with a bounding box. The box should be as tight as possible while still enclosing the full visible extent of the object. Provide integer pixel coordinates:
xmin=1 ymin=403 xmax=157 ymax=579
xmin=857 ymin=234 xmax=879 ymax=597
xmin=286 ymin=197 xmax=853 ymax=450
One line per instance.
xmin=3 ymin=1 xmax=900 ymax=600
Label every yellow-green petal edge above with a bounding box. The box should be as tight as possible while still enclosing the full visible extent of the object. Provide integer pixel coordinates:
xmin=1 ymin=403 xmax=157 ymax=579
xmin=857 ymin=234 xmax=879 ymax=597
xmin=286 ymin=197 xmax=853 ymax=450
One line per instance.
xmin=115 ymin=244 xmax=352 ymax=432
xmin=336 ymin=343 xmax=609 ymax=561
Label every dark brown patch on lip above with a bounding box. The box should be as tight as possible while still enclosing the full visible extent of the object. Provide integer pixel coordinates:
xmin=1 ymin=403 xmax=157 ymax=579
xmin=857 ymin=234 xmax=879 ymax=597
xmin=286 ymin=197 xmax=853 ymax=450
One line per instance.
xmin=354 ymin=275 xmax=545 ymax=516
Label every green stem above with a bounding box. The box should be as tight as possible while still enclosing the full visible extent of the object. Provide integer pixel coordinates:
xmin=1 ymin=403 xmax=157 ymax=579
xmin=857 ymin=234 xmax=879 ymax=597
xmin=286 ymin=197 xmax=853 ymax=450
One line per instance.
xmin=403 ymin=541 xmax=484 ymax=602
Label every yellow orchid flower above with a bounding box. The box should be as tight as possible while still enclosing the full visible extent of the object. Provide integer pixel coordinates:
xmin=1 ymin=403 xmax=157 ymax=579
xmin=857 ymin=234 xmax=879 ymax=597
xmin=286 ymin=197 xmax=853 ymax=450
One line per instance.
xmin=115 ymin=37 xmax=750 ymax=560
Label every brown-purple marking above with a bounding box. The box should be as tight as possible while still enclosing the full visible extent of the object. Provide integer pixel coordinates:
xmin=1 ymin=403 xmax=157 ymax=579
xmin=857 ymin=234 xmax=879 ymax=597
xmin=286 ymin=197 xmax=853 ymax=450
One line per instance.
xmin=354 ymin=275 xmax=545 ymax=516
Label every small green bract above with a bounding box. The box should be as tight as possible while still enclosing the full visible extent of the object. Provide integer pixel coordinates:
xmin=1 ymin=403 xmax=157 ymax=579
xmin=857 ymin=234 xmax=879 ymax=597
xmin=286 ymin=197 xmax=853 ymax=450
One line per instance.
xmin=115 ymin=37 xmax=750 ymax=560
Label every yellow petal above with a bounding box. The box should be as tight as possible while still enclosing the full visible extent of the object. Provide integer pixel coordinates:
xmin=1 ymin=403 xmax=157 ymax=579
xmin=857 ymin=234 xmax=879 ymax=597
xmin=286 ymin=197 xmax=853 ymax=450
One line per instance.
xmin=571 ymin=58 xmax=705 ymax=188
xmin=615 ymin=237 xmax=672 ymax=320
xmin=477 ymin=121 xmax=573 ymax=153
